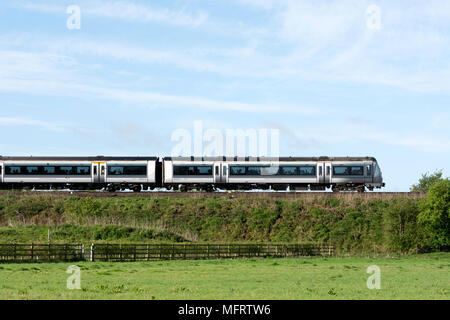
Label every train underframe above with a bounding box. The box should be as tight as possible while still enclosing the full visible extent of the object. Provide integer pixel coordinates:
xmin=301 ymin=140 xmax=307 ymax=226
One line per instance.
xmin=0 ymin=182 xmax=371 ymax=193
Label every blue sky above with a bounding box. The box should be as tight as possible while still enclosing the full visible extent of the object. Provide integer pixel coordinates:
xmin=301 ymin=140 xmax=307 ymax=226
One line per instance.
xmin=0 ymin=0 xmax=449 ymax=191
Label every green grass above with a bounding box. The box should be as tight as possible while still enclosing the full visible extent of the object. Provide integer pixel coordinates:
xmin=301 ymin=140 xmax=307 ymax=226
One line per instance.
xmin=0 ymin=194 xmax=436 ymax=253
xmin=0 ymin=225 xmax=186 ymax=243
xmin=0 ymin=253 xmax=448 ymax=300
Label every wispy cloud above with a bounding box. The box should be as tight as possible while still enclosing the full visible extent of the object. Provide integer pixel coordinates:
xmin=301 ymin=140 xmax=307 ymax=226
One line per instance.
xmin=0 ymin=77 xmax=324 ymax=115
xmin=0 ymin=117 xmax=103 ymax=136
xmin=0 ymin=45 xmax=324 ymax=115
xmin=12 ymin=0 xmax=208 ymax=28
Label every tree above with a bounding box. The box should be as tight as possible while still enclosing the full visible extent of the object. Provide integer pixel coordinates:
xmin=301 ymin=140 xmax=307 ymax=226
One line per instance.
xmin=418 ymin=178 xmax=450 ymax=250
xmin=410 ymin=170 xmax=444 ymax=193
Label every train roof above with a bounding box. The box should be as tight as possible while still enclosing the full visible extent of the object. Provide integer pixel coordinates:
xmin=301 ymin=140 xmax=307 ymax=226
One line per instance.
xmin=0 ymin=156 xmax=378 ymax=162
xmin=0 ymin=156 xmax=158 ymax=161
xmin=164 ymin=156 xmax=377 ymax=162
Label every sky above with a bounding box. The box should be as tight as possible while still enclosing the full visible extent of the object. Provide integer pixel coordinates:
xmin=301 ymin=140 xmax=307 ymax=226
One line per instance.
xmin=0 ymin=0 xmax=449 ymax=191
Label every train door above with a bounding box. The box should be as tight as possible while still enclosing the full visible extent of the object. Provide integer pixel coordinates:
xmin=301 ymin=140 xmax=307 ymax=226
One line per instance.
xmin=317 ymin=163 xmax=325 ymax=184
xmin=0 ymin=163 xmax=3 ymax=183
xmin=324 ymin=162 xmax=332 ymax=184
xmin=366 ymin=163 xmax=374 ymax=183
xmin=222 ymin=163 xmax=228 ymax=184
xmin=92 ymin=162 xmax=106 ymax=184
xmin=214 ymin=162 xmax=221 ymax=184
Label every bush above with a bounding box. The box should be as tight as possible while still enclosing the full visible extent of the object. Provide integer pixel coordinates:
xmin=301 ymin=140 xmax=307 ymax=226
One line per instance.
xmin=411 ymin=170 xmax=444 ymax=193
xmin=383 ymin=198 xmax=424 ymax=253
xmin=418 ymin=179 xmax=450 ymax=250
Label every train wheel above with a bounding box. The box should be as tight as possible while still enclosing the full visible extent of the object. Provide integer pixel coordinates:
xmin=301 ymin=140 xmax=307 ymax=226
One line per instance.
xmin=357 ymin=186 xmax=366 ymax=193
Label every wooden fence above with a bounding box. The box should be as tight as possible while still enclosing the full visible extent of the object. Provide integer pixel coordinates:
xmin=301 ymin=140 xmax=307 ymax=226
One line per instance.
xmin=0 ymin=243 xmax=334 ymax=262
xmin=0 ymin=243 xmax=84 ymax=262
xmin=90 ymin=243 xmax=334 ymax=262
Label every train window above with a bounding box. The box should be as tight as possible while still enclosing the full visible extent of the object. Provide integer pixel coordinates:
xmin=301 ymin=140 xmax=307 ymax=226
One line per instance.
xmin=5 ymin=166 xmax=21 ymax=175
xmin=108 ymin=166 xmax=124 ymax=175
xmin=57 ymin=166 xmax=74 ymax=175
xmin=43 ymin=167 xmax=55 ymax=174
xmin=196 ymin=166 xmax=212 ymax=175
xmin=223 ymin=166 xmax=227 ymax=175
xmin=76 ymin=166 xmax=91 ymax=175
xmin=326 ymin=166 xmax=330 ymax=176
xmin=25 ymin=166 xmax=39 ymax=175
xmin=247 ymin=167 xmax=261 ymax=175
xmin=351 ymin=167 xmax=363 ymax=175
xmin=279 ymin=166 xmax=297 ymax=175
xmin=333 ymin=166 xmax=364 ymax=176
xmin=173 ymin=165 xmax=188 ymax=175
xmin=298 ymin=166 xmax=316 ymax=176
xmin=93 ymin=166 xmax=97 ymax=175
xmin=319 ymin=166 xmax=322 ymax=176
xmin=108 ymin=166 xmax=147 ymax=175
xmin=230 ymin=166 xmax=246 ymax=175
xmin=215 ymin=166 xmax=219 ymax=175
xmin=173 ymin=165 xmax=211 ymax=176
xmin=261 ymin=166 xmax=279 ymax=176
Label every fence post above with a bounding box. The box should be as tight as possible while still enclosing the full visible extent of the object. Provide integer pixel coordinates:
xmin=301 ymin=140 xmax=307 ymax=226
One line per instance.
xmin=90 ymin=244 xmax=94 ymax=262
xmin=147 ymin=244 xmax=150 ymax=261
xmin=184 ymin=244 xmax=186 ymax=259
xmin=134 ymin=245 xmax=137 ymax=261
xmin=31 ymin=243 xmax=34 ymax=261
xmin=159 ymin=244 xmax=162 ymax=260
xmin=65 ymin=244 xmax=68 ymax=261
xmin=172 ymin=244 xmax=175 ymax=260
xmin=207 ymin=244 xmax=210 ymax=259
xmin=81 ymin=244 xmax=84 ymax=261
xmin=218 ymin=244 xmax=220 ymax=259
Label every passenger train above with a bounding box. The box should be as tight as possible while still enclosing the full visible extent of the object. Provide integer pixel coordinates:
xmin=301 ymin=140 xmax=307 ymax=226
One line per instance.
xmin=0 ymin=156 xmax=385 ymax=192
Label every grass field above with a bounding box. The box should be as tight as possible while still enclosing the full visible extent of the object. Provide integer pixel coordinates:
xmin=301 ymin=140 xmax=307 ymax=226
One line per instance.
xmin=0 ymin=253 xmax=448 ymax=300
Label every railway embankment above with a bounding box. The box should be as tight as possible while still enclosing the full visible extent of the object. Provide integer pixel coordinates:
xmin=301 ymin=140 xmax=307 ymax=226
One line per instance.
xmin=0 ymin=191 xmax=445 ymax=255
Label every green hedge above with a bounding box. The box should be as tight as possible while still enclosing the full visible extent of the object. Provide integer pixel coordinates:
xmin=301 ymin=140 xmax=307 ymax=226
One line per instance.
xmin=0 ymin=193 xmax=446 ymax=253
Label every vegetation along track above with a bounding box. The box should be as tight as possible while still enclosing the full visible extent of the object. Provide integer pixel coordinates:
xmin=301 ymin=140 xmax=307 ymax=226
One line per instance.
xmin=0 ymin=191 xmax=425 ymax=200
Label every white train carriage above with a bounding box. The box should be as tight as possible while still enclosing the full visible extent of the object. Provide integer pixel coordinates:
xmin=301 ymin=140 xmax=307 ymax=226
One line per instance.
xmin=0 ymin=155 xmax=384 ymax=192
xmin=163 ymin=157 xmax=217 ymax=191
xmin=163 ymin=156 xmax=384 ymax=192
xmin=0 ymin=156 xmax=158 ymax=191
xmin=104 ymin=159 xmax=157 ymax=192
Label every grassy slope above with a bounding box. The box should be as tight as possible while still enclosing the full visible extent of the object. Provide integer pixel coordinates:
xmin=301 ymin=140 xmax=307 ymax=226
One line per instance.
xmin=0 ymin=253 xmax=448 ymax=300
xmin=0 ymin=193 xmax=432 ymax=253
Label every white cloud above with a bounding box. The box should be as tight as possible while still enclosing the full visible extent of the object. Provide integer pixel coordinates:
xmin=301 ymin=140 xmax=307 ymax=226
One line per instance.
xmin=84 ymin=0 xmax=208 ymax=27
xmin=0 ymin=47 xmax=323 ymax=115
xmin=0 ymin=77 xmax=324 ymax=116
xmin=13 ymin=0 xmax=208 ymax=28
xmin=0 ymin=117 xmax=105 ymax=136
xmin=363 ymin=132 xmax=450 ymax=152
xmin=279 ymin=0 xmax=364 ymax=45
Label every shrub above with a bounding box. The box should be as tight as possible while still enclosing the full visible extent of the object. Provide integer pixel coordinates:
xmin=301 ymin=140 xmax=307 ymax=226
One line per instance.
xmin=418 ymin=179 xmax=450 ymax=250
xmin=383 ymin=198 xmax=424 ymax=253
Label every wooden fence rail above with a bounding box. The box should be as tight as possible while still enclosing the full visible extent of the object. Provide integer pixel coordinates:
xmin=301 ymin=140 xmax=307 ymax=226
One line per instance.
xmin=90 ymin=243 xmax=334 ymax=262
xmin=0 ymin=243 xmax=334 ymax=262
xmin=0 ymin=244 xmax=84 ymax=262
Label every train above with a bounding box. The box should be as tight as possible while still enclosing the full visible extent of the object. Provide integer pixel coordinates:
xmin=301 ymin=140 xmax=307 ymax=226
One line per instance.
xmin=0 ymin=156 xmax=385 ymax=192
